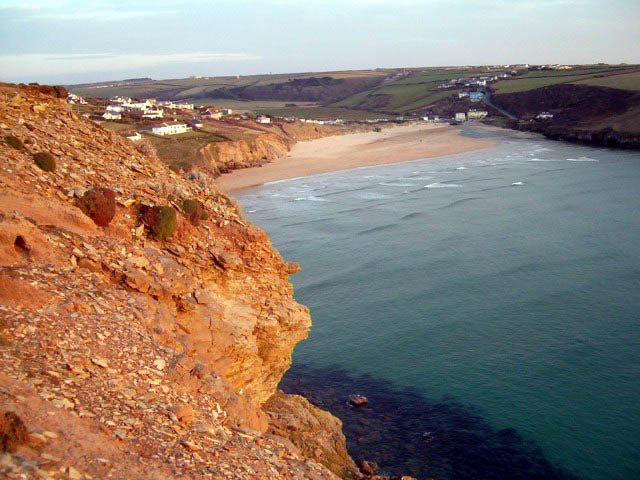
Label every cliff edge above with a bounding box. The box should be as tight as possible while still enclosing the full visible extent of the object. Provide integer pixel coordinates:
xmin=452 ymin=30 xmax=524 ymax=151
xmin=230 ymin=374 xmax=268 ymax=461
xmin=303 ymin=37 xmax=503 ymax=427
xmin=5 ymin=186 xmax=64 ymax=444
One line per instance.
xmin=0 ymin=83 xmax=361 ymax=479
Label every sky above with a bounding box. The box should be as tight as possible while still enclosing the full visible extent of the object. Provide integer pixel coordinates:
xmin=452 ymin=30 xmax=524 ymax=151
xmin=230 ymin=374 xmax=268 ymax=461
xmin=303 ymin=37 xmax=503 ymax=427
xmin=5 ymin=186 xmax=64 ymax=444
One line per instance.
xmin=0 ymin=0 xmax=639 ymax=84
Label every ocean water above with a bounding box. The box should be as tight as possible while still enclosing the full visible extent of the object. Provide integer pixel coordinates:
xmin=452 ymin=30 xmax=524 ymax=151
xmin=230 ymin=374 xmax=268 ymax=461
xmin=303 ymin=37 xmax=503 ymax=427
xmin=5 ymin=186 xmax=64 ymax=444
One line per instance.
xmin=237 ymin=129 xmax=640 ymax=480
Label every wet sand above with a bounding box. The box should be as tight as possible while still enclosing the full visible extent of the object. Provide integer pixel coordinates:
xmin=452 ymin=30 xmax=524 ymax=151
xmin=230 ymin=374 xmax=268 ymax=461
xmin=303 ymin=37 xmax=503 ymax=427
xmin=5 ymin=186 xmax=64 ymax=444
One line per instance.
xmin=216 ymin=123 xmax=497 ymax=192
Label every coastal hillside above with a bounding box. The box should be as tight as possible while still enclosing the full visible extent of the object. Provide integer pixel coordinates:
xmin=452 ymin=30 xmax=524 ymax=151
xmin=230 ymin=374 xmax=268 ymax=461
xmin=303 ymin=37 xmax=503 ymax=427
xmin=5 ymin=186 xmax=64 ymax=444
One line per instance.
xmin=0 ymin=83 xmax=370 ymax=479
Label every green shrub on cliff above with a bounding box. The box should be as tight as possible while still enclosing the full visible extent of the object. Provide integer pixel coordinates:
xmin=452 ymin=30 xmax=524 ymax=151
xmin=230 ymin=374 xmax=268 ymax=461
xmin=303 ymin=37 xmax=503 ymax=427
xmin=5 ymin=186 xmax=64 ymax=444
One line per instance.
xmin=181 ymin=199 xmax=207 ymax=225
xmin=33 ymin=152 xmax=56 ymax=172
xmin=77 ymin=187 xmax=116 ymax=227
xmin=4 ymin=136 xmax=24 ymax=150
xmin=139 ymin=205 xmax=177 ymax=240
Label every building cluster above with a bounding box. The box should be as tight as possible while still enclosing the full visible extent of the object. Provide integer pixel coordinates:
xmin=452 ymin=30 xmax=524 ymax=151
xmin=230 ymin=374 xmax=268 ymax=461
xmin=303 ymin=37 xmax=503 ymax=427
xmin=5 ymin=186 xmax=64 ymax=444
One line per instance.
xmin=66 ymin=93 xmax=87 ymax=105
xmin=453 ymin=110 xmax=488 ymax=122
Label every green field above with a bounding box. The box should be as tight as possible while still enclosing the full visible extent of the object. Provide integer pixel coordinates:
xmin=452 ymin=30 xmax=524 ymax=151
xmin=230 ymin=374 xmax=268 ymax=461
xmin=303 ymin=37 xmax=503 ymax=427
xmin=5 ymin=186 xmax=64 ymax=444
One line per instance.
xmin=571 ymin=70 xmax=640 ymax=91
xmin=70 ymin=69 xmax=389 ymax=100
xmin=492 ymin=66 xmax=637 ymax=94
xmin=255 ymin=106 xmax=391 ymax=121
xmin=191 ymin=98 xmax=319 ymax=110
xmin=333 ymin=68 xmax=499 ymax=112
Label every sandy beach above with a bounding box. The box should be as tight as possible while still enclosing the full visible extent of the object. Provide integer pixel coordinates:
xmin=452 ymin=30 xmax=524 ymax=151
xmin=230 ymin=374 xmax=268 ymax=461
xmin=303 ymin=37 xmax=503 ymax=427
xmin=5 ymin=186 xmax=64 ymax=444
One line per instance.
xmin=216 ymin=123 xmax=497 ymax=192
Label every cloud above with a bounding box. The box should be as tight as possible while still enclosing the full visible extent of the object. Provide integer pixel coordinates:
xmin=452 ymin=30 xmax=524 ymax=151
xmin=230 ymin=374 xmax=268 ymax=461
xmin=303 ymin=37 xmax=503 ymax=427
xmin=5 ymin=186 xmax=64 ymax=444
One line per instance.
xmin=0 ymin=52 xmax=261 ymax=79
xmin=0 ymin=1 xmax=178 ymax=21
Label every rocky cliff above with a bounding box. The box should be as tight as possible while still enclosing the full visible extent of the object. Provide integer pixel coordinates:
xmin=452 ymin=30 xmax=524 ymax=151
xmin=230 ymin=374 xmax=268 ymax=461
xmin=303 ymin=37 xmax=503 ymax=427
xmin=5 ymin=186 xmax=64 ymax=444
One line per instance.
xmin=0 ymin=83 xmax=365 ymax=479
xmin=197 ymin=121 xmax=349 ymax=177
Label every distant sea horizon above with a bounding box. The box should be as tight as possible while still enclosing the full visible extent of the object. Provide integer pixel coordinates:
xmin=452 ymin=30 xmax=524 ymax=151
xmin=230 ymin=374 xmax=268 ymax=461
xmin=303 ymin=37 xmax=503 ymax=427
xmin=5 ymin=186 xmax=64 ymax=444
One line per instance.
xmin=239 ymin=129 xmax=640 ymax=480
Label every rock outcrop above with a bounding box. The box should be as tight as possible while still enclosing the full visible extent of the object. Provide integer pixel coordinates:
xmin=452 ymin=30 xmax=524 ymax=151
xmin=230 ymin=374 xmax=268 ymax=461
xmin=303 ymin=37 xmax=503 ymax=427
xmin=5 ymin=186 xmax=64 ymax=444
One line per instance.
xmin=0 ymin=83 xmax=353 ymax=479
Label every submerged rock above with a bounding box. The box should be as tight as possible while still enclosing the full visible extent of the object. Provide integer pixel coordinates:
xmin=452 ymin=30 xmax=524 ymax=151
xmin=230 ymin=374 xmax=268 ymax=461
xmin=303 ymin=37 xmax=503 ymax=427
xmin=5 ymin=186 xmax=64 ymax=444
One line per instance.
xmin=349 ymin=394 xmax=369 ymax=407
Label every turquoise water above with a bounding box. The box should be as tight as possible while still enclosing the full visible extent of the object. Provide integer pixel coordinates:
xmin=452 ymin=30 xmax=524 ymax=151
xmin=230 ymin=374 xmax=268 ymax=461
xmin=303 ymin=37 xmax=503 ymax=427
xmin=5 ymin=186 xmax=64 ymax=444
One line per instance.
xmin=238 ymin=130 xmax=640 ymax=480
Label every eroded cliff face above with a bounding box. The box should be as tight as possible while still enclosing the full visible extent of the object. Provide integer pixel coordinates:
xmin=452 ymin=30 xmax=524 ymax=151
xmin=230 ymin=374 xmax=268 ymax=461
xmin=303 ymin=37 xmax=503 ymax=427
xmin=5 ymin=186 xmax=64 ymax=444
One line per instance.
xmin=197 ymin=122 xmax=351 ymax=176
xmin=0 ymin=83 xmax=355 ymax=479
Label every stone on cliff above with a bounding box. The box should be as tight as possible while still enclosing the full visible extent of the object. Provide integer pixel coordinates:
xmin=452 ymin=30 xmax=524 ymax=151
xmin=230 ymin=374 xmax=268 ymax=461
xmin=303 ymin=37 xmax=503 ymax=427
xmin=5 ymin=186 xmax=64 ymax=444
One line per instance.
xmin=265 ymin=391 xmax=360 ymax=479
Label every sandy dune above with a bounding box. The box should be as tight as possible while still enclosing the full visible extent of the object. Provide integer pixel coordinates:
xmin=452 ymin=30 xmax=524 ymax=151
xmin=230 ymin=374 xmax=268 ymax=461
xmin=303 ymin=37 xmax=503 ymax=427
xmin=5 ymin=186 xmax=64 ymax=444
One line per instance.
xmin=216 ymin=123 xmax=497 ymax=192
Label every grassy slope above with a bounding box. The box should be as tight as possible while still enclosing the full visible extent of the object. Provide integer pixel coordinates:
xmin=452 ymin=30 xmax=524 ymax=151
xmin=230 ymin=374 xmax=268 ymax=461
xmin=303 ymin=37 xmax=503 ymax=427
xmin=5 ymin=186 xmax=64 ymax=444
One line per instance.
xmin=492 ymin=66 xmax=635 ymax=94
xmin=70 ymin=70 xmax=389 ymax=100
xmin=571 ymin=70 xmax=640 ymax=91
xmin=254 ymin=106 xmax=391 ymax=121
xmin=333 ymin=69 xmax=494 ymax=112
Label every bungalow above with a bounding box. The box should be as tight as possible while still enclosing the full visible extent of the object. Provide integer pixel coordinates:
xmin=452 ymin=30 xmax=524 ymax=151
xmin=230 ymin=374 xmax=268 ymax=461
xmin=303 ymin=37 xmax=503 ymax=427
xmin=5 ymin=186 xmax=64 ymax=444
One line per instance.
xmin=537 ymin=112 xmax=554 ymax=120
xmin=188 ymin=119 xmax=203 ymax=129
xmin=158 ymin=101 xmax=195 ymax=110
xmin=102 ymin=111 xmax=122 ymax=120
xmin=141 ymin=108 xmax=164 ymax=119
xmin=469 ymin=92 xmax=485 ymax=102
xmin=151 ymin=122 xmax=190 ymax=136
xmin=110 ymin=96 xmax=132 ymax=104
xmin=256 ymin=115 xmax=271 ymax=124
xmin=202 ymin=109 xmax=223 ymax=120
xmin=106 ymin=105 xmax=124 ymax=113
xmin=467 ymin=110 xmax=488 ymax=120
xmin=455 ymin=112 xmax=467 ymax=122
xmin=67 ymin=93 xmax=87 ymax=105
xmin=458 ymin=91 xmax=469 ymax=99
xmin=120 ymin=131 xmax=142 ymax=142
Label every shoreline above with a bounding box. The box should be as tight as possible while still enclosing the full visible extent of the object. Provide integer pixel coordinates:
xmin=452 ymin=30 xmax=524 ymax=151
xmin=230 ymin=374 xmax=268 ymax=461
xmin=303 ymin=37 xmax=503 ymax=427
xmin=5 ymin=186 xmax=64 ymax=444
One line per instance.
xmin=215 ymin=123 xmax=498 ymax=192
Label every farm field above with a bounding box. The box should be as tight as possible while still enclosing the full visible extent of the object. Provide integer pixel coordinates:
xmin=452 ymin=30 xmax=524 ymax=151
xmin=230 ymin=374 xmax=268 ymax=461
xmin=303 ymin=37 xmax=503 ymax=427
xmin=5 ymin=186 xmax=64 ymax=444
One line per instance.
xmin=255 ymin=106 xmax=392 ymax=121
xmin=571 ymin=70 xmax=640 ymax=91
xmin=492 ymin=66 xmax=637 ymax=94
xmin=191 ymin=98 xmax=319 ymax=110
xmin=70 ymin=69 xmax=390 ymax=100
xmin=333 ymin=68 xmax=501 ymax=112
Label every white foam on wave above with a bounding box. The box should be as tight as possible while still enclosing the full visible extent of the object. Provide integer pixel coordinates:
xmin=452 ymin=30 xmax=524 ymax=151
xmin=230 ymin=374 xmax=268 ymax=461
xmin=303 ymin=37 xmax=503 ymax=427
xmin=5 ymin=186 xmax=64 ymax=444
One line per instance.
xmin=455 ymin=166 xmax=467 ymax=170
xmin=378 ymin=182 xmax=415 ymax=187
xmin=425 ymin=182 xmax=462 ymax=188
xmin=566 ymin=156 xmax=599 ymax=162
xmin=511 ymin=182 xmax=524 ymax=186
xmin=528 ymin=158 xmax=561 ymax=162
xmin=293 ymin=196 xmax=328 ymax=202
xmin=402 ymin=176 xmax=433 ymax=180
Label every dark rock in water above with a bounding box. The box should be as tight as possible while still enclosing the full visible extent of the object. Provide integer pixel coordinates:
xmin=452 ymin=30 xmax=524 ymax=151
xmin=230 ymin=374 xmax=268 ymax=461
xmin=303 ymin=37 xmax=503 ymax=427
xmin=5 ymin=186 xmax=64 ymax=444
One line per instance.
xmin=349 ymin=394 xmax=368 ymax=407
xmin=357 ymin=459 xmax=379 ymax=475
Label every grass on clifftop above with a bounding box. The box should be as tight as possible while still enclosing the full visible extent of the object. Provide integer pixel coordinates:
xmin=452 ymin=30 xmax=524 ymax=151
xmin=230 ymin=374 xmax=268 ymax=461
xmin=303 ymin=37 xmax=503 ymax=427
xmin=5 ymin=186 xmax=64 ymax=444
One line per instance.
xmin=492 ymin=66 xmax=639 ymax=94
xmin=255 ymin=106 xmax=391 ymax=121
xmin=142 ymin=131 xmax=227 ymax=171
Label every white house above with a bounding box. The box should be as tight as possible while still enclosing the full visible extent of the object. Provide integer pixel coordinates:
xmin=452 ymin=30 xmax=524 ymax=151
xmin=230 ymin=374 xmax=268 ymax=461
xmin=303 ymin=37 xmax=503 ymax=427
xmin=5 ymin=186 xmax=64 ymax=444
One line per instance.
xmin=455 ymin=112 xmax=467 ymax=122
xmin=106 ymin=105 xmax=124 ymax=113
xmin=120 ymin=131 xmax=142 ymax=142
xmin=110 ymin=96 xmax=132 ymax=104
xmin=102 ymin=111 xmax=122 ymax=120
xmin=151 ymin=122 xmax=190 ymax=136
xmin=537 ymin=112 xmax=554 ymax=120
xmin=158 ymin=101 xmax=195 ymax=110
xmin=188 ymin=119 xmax=203 ymax=129
xmin=256 ymin=115 xmax=271 ymax=124
xmin=458 ymin=91 xmax=469 ymax=99
xmin=467 ymin=110 xmax=488 ymax=120
xmin=202 ymin=109 xmax=223 ymax=120
xmin=141 ymin=108 xmax=164 ymax=119
xmin=67 ymin=93 xmax=87 ymax=105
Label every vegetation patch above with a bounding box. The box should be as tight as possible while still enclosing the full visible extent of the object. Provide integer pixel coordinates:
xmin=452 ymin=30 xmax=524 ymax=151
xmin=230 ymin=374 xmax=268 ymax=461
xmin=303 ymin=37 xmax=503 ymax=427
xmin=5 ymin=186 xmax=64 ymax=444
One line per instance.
xmin=139 ymin=205 xmax=177 ymax=240
xmin=77 ymin=187 xmax=117 ymax=226
xmin=181 ymin=199 xmax=207 ymax=226
xmin=4 ymin=135 xmax=24 ymax=150
xmin=33 ymin=151 xmax=56 ymax=172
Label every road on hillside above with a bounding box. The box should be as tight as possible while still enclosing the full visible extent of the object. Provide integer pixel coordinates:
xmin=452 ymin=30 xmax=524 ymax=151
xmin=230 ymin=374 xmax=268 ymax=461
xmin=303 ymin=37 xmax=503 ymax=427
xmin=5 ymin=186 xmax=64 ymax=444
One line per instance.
xmin=482 ymin=89 xmax=518 ymax=120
